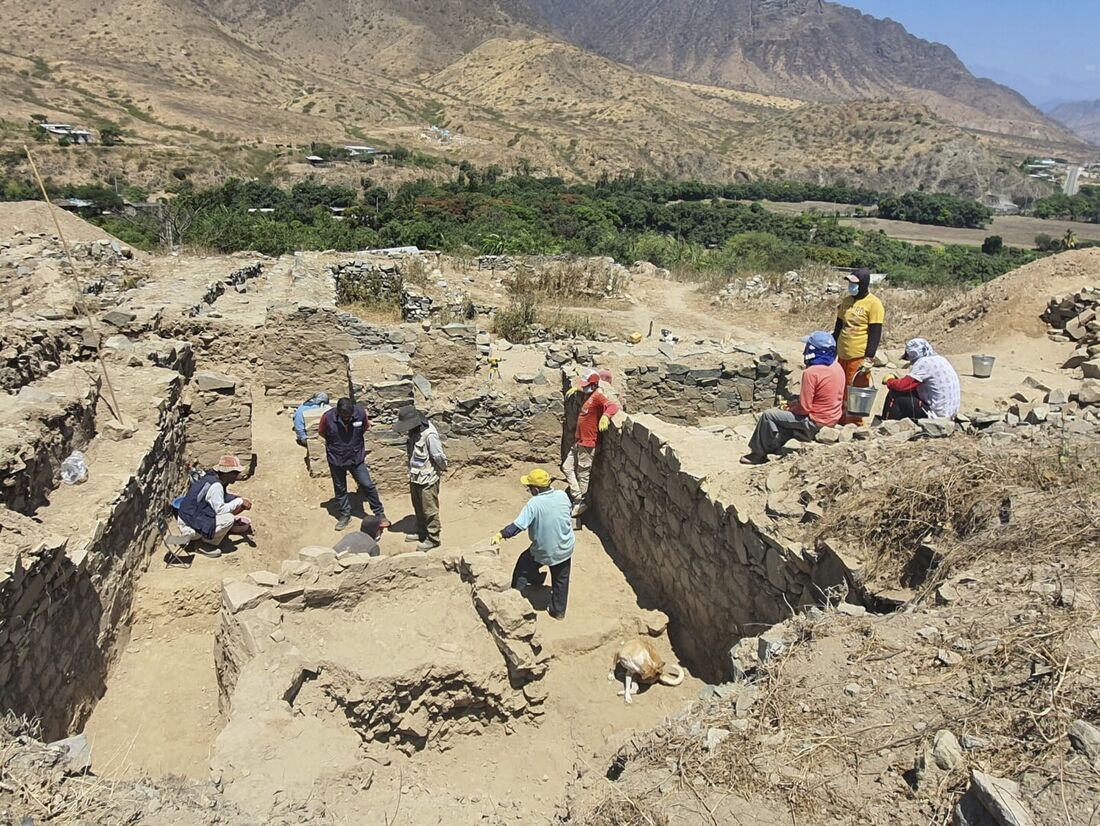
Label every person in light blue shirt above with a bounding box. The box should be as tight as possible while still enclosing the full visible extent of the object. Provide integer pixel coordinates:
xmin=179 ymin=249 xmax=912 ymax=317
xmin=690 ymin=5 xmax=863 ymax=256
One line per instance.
xmin=293 ymin=393 xmax=329 ymax=444
xmin=492 ymin=468 xmax=575 ymax=620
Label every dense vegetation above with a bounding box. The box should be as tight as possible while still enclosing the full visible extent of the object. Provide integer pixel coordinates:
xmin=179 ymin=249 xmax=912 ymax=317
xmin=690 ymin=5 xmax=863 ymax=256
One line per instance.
xmin=0 ymin=171 xmax=1045 ymax=285
xmin=1033 ymin=186 xmax=1100 ymax=223
xmin=877 ymin=191 xmax=992 ymax=229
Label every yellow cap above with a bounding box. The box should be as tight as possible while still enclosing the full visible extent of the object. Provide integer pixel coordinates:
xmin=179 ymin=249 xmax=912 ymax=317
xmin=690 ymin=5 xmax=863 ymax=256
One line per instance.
xmin=520 ymin=468 xmax=552 ymax=488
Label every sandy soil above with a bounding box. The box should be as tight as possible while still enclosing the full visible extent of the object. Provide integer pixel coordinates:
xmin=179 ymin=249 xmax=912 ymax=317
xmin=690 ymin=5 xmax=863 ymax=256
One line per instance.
xmin=843 ymin=214 xmax=1100 ymax=248
xmin=0 ymin=200 xmax=125 ymax=244
xmin=84 ymin=394 xmax=702 ymax=823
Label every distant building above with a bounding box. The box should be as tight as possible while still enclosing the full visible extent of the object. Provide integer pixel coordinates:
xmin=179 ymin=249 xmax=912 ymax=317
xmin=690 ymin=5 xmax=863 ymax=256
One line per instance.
xmin=39 ymin=123 xmax=92 ymax=143
xmin=305 ymin=155 xmax=326 ymax=165
xmin=345 ymin=145 xmax=379 ymax=157
xmin=54 ymin=198 xmax=95 ymax=211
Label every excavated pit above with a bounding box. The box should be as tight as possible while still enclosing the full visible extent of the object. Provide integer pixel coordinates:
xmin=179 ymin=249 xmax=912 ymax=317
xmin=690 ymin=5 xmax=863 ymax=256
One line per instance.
xmin=0 ymin=238 xmax=866 ymax=823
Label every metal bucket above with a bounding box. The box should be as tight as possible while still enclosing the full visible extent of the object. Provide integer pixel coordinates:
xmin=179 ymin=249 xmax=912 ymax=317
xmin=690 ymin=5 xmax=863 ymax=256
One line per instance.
xmin=972 ymin=354 xmax=996 ymax=379
xmin=846 ymin=385 xmax=878 ymax=417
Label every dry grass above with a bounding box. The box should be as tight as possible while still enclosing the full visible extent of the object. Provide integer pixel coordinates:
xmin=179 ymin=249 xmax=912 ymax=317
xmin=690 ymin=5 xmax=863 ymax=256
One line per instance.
xmin=813 ymin=441 xmax=1100 ymax=596
xmin=583 ymin=438 xmax=1100 ymax=825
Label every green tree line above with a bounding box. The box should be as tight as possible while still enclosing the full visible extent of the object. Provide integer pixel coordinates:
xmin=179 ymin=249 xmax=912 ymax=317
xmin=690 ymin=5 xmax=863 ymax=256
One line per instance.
xmin=0 ymin=171 xmax=1041 ymax=284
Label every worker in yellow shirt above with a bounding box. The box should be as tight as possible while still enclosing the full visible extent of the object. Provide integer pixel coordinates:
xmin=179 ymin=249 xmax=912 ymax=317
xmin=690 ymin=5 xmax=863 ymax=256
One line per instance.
xmin=832 ymin=268 xmax=885 ymax=425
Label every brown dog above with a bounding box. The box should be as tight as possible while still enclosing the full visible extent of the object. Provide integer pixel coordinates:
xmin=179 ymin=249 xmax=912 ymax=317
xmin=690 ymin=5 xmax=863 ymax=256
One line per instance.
xmin=608 ymin=638 xmax=685 ymax=704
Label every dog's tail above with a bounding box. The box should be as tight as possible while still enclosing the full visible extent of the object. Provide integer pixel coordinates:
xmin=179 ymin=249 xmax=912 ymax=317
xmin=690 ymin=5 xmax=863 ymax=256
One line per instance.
xmin=658 ymin=664 xmax=685 ymax=686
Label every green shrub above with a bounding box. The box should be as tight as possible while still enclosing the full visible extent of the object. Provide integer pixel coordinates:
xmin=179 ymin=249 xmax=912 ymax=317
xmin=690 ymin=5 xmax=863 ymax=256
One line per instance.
xmin=491 ymin=293 xmax=538 ymax=342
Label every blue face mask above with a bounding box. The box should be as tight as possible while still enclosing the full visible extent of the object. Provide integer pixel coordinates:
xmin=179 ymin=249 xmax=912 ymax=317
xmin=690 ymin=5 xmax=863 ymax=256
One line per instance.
xmin=848 ymin=283 xmax=860 ymax=297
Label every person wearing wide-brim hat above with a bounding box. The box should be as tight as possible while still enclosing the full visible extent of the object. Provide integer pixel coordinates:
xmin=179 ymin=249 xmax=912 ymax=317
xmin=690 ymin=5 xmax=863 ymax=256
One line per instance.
xmin=176 ymin=454 xmax=254 ymax=556
xmin=393 ymin=405 xmax=447 ymax=552
xmin=491 ymin=468 xmax=576 ymax=620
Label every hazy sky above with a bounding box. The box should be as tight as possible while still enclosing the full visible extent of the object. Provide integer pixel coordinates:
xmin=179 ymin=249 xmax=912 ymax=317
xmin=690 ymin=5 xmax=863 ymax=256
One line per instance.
xmin=847 ymin=0 xmax=1100 ymax=107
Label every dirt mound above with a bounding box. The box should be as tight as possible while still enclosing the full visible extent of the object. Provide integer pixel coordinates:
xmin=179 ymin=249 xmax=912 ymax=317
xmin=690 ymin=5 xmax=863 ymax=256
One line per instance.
xmin=900 ymin=248 xmax=1100 ymax=350
xmin=0 ymin=200 xmax=123 ymax=244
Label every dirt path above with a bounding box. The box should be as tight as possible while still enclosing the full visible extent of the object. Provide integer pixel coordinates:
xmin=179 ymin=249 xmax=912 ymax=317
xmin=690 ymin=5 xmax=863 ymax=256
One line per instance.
xmin=84 ymin=394 xmax=702 ymax=810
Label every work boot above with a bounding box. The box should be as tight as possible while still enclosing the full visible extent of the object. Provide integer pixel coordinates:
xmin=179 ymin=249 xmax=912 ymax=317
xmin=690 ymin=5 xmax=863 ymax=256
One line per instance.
xmin=335 ymin=515 xmax=351 ymax=531
xmin=571 ymin=501 xmax=588 ymax=518
xmin=405 ymin=533 xmax=420 ymax=543
xmin=416 ymin=539 xmax=441 ymax=553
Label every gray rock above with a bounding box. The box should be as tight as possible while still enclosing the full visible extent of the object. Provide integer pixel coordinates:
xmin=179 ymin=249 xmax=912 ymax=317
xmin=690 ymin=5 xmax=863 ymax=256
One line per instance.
xmin=1045 ymin=388 xmax=1069 ymax=406
xmin=1068 ymin=719 xmax=1100 ymax=765
xmin=757 ymin=629 xmax=787 ymax=663
xmin=969 ymin=770 xmax=1033 ymax=826
xmin=703 ymin=727 xmax=732 ymax=752
xmin=815 ymin=427 xmax=841 ymax=444
xmin=1078 ymin=379 xmax=1100 ymax=406
xmin=222 ymin=580 xmax=271 ymax=614
xmin=102 ymin=309 xmax=137 ymax=327
xmin=49 ymin=733 xmax=92 ymax=774
xmin=919 ymin=419 xmax=956 ymax=438
xmin=954 ymin=789 xmax=999 ymax=826
xmin=194 ymin=371 xmax=237 ymax=392
xmin=933 ymin=729 xmax=964 ymax=770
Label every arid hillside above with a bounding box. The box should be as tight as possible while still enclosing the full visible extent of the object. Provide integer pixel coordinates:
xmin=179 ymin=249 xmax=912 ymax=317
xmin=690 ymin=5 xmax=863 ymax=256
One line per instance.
xmin=530 ymin=0 xmax=1086 ymax=152
xmin=0 ymin=0 xmax=1081 ymax=194
xmin=1048 ymin=99 xmax=1100 ymax=146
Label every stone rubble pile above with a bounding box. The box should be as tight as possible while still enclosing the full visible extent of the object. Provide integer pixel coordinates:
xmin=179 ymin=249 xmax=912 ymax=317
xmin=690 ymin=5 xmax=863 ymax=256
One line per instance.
xmin=713 ymin=271 xmax=843 ymax=305
xmin=476 ymin=254 xmax=642 ymax=298
xmin=1045 ymin=287 xmax=1100 ymax=406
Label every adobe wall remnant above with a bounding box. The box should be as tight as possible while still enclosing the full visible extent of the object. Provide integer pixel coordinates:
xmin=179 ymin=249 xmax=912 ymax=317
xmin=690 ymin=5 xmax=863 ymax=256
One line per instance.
xmin=262 ymin=305 xmax=359 ymax=402
xmin=184 ymin=371 xmax=254 ymax=476
xmin=590 ymin=415 xmax=823 ymax=683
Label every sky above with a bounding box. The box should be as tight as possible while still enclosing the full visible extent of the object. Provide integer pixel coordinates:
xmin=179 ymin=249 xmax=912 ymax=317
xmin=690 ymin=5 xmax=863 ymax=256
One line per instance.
xmin=846 ymin=0 xmax=1100 ymax=108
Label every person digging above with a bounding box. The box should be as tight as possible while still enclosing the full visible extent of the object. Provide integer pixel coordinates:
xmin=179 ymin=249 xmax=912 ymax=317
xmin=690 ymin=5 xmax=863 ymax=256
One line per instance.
xmin=491 ymin=468 xmax=575 ymax=621
xmin=562 ymin=369 xmax=619 ymax=517
xmin=393 ymin=404 xmax=447 ymax=552
xmin=318 ymin=397 xmax=390 ymax=532
xmin=176 ymin=454 xmax=254 ymax=557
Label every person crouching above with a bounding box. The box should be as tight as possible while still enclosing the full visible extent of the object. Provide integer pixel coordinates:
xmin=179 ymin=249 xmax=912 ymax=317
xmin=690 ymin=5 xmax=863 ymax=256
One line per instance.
xmin=881 ymin=338 xmax=961 ymax=421
xmin=177 ymin=454 xmax=254 ymax=556
xmin=741 ymin=331 xmax=845 ymax=465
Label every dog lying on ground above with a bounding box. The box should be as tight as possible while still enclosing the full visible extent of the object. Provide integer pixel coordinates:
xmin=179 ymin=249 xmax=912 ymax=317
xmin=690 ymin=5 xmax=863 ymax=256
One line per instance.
xmin=608 ymin=638 xmax=684 ymax=704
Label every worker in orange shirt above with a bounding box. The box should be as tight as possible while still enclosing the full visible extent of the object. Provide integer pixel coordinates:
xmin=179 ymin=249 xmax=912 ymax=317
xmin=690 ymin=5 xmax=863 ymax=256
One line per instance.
xmin=563 ymin=369 xmax=619 ymax=517
xmin=833 ymin=267 xmax=885 ymax=425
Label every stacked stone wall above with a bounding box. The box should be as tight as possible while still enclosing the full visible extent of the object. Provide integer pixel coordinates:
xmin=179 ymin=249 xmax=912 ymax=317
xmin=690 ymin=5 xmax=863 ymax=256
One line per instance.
xmin=590 ymin=416 xmax=818 ymax=683
xmin=184 ymin=371 xmax=254 ymax=475
xmin=0 ymin=374 xmax=186 ymax=738
xmin=0 ymin=367 xmax=101 ymax=515
xmin=620 ymin=354 xmax=787 ymax=425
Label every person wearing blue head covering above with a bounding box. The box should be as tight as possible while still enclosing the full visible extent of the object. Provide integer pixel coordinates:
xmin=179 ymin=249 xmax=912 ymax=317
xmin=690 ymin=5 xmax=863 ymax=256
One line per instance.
xmin=293 ymin=392 xmax=330 ymax=445
xmin=741 ymin=331 xmax=847 ymax=465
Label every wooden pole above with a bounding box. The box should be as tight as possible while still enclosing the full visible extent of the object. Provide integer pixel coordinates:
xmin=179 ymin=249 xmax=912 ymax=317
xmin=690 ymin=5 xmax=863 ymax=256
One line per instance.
xmin=23 ymin=145 xmax=125 ymax=424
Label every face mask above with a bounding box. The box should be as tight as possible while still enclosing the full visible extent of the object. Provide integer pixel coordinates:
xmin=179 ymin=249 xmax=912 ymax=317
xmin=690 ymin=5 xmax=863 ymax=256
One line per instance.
xmin=848 ymin=283 xmax=860 ymax=297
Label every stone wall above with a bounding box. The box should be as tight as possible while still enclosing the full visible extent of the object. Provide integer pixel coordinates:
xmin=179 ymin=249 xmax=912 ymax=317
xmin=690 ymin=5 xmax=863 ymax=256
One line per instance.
xmin=0 ymin=370 xmax=186 ymax=738
xmin=330 ymin=259 xmax=433 ymax=321
xmin=590 ymin=416 xmax=819 ymax=683
xmin=620 ymin=353 xmax=787 ymax=425
xmin=0 ymin=366 xmax=100 ymax=515
xmin=184 ymin=371 xmax=254 ymax=476
xmin=262 ymin=305 xmax=359 ymax=402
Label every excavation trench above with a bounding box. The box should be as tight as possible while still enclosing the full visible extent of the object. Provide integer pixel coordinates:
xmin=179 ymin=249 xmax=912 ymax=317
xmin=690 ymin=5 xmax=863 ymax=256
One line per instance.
xmin=0 ymin=252 xmax=842 ymax=821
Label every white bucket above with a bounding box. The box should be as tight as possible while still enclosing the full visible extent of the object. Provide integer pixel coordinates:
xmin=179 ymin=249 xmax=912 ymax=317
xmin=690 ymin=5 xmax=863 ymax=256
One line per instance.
xmin=846 ymin=385 xmax=878 ymax=417
xmin=972 ymin=354 xmax=996 ymax=379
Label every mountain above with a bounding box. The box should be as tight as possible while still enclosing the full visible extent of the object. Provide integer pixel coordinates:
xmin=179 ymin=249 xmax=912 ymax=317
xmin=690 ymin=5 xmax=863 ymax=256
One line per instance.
xmin=0 ymin=0 xmax=1076 ymax=197
xmin=528 ymin=0 xmax=1082 ymax=148
xmin=1047 ymin=100 xmax=1100 ymax=147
